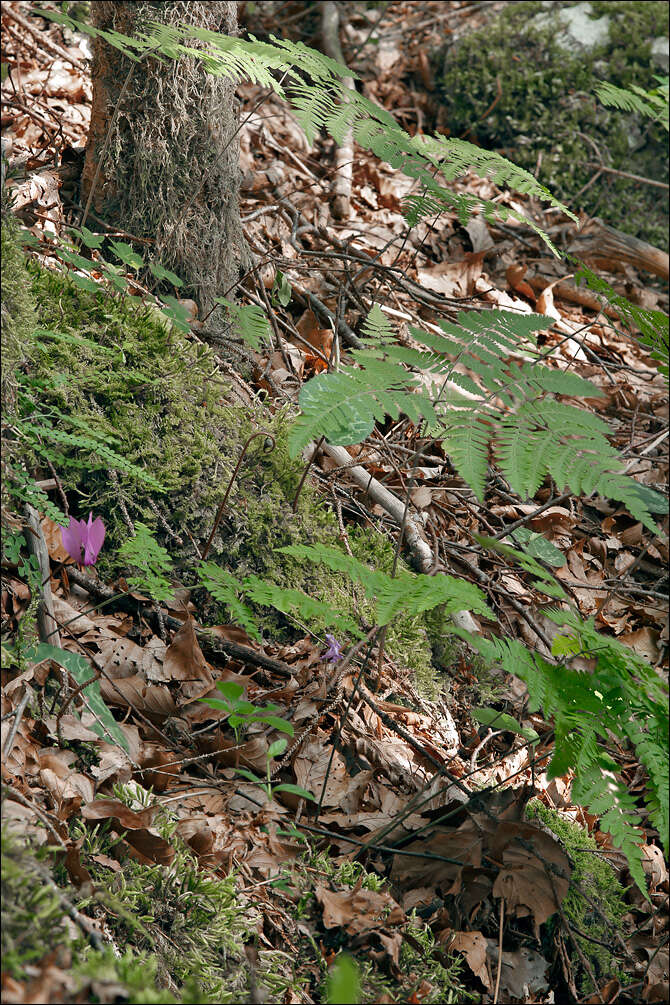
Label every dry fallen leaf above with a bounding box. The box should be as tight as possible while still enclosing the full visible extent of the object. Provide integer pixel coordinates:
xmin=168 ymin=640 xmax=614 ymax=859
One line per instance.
xmin=162 ymin=616 xmax=213 ymax=686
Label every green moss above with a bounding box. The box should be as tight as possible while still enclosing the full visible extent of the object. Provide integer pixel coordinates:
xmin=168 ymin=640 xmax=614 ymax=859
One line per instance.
xmin=4 ymin=241 xmax=439 ymax=687
xmin=526 ymin=800 xmax=628 ymax=994
xmin=436 ymin=1 xmax=668 ymax=249
xmin=1 ymin=827 xmax=71 ymax=981
xmin=2 ymin=223 xmax=457 ymax=695
xmin=1 ymin=220 xmax=37 ymax=415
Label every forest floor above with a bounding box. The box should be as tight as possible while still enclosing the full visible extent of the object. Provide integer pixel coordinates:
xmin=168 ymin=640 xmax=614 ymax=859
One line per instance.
xmin=1 ymin=2 xmax=668 ymax=1003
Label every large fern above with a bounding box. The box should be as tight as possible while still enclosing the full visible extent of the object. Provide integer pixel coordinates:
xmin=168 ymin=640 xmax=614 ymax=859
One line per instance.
xmin=290 ymin=305 xmax=662 ymax=531
xmin=198 ymin=536 xmax=668 ymax=895
xmin=37 ymin=8 xmax=572 ymax=252
xmin=572 ymin=260 xmax=669 ymax=378
xmin=277 ymin=544 xmax=493 ymax=626
xmin=595 ymin=78 xmax=669 ymax=131
xmin=455 ymin=613 xmax=668 ymax=896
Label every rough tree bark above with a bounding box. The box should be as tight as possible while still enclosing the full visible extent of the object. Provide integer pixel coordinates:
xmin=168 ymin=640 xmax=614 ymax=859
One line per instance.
xmin=82 ymin=1 xmax=244 ymax=314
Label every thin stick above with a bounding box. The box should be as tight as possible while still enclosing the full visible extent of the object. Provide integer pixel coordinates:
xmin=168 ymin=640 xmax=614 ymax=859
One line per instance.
xmin=2 ymin=689 xmax=31 ymax=760
xmin=493 ymin=897 xmax=505 ymax=1004
xmin=23 ymin=504 xmax=61 ymax=649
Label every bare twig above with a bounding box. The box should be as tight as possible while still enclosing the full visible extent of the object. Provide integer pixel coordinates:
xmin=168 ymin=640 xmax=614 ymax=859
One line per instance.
xmin=23 ymin=504 xmax=61 ymax=649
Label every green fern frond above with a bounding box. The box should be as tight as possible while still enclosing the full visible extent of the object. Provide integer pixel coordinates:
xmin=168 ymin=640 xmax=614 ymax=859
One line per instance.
xmin=19 ymin=415 xmax=165 ymax=492
xmin=288 ymin=364 xmax=435 ymax=455
xmin=39 ymin=8 xmax=572 ymax=253
xmin=359 ymin=303 xmax=396 ymax=344
xmin=198 ymin=562 xmax=262 ymax=643
xmin=215 ymin=298 xmax=271 ymax=350
xmin=242 ymin=576 xmax=363 ymax=639
xmin=292 ymin=304 xmax=660 ymax=528
xmin=595 ymin=79 xmax=669 ymax=130
xmin=277 ymin=544 xmax=493 ymax=626
xmin=572 ymin=261 xmax=669 ymax=378
xmin=439 ymin=411 xmax=491 ymax=500
xmin=456 ymin=600 xmax=668 ymax=893
xmin=572 ymin=756 xmax=646 ymax=895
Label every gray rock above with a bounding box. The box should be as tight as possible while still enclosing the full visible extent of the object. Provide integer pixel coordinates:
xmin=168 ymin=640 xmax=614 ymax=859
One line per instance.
xmin=650 ymin=37 xmax=669 ymax=73
xmin=531 ymin=2 xmax=611 ymax=53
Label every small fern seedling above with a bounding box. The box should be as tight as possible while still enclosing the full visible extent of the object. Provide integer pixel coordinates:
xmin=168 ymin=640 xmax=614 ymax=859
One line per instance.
xmin=117 ymin=522 xmax=174 ymax=604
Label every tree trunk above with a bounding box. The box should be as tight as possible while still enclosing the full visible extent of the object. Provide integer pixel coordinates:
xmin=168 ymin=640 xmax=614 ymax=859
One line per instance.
xmin=82 ymin=1 xmax=243 ymax=314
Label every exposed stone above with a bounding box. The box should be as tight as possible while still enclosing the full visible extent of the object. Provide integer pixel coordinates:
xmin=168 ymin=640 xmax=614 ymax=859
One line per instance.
xmin=530 ymin=2 xmax=611 ymax=53
xmin=651 ymin=36 xmax=669 ymax=73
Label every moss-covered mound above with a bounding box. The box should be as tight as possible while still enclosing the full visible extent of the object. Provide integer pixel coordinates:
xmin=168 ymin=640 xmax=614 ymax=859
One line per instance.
xmin=527 ymin=800 xmax=628 ymax=995
xmin=436 ymin=1 xmax=668 ymax=249
xmin=2 ymin=221 xmax=439 ymax=682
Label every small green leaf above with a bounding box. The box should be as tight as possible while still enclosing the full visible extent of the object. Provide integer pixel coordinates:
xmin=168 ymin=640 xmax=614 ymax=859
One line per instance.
xmin=508 ymin=528 xmax=565 ymax=567
xmin=327 ymin=954 xmax=360 ymax=1005
xmin=149 ymin=262 xmax=184 ymax=286
xmin=69 ymin=273 xmax=100 ymax=293
xmin=272 ymin=783 xmax=316 ymax=801
xmin=259 ymin=716 xmax=294 ymax=736
xmin=267 ymin=738 xmax=288 ymax=760
xmin=272 ymin=271 xmax=292 ymax=307
xmin=71 ymin=226 xmax=105 ymax=249
xmin=108 ymin=240 xmax=144 ymax=270
xmin=234 ymin=767 xmax=263 ymax=784
xmin=215 ymin=681 xmax=245 ymax=701
xmin=197 ymin=697 xmax=232 ymax=712
xmin=472 ymin=706 xmax=539 ymax=744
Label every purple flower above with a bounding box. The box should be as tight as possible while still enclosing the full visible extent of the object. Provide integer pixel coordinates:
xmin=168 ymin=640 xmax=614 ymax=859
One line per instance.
xmin=323 ymin=633 xmax=343 ymax=663
xmin=60 ymin=512 xmax=105 ymax=566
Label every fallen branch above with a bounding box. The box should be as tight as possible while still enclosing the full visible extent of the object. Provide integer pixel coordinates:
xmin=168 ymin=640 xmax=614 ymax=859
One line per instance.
xmin=309 ymin=440 xmax=479 ymax=633
xmin=321 ymin=2 xmax=355 ymax=220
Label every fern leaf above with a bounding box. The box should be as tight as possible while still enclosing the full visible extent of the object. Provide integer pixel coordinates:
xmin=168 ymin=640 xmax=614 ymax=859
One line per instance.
xmin=595 ymin=80 xmax=669 ymax=130
xmin=440 ymin=411 xmax=491 ymax=500
xmin=573 ymin=757 xmax=647 ymax=895
xmin=278 ymin=544 xmax=493 ymax=625
xmin=288 ymin=364 xmax=435 ymax=456
xmin=215 ymin=298 xmax=271 ymax=350
xmin=573 ymin=262 xmax=669 ymax=377
xmin=198 ymin=563 xmax=261 ymax=642
xmin=242 ymin=576 xmax=363 ymax=638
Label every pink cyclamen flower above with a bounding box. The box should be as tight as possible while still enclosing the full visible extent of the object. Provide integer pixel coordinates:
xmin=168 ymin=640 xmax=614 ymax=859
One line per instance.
xmin=60 ymin=512 xmax=105 ymax=566
xmin=323 ymin=633 xmax=343 ymax=663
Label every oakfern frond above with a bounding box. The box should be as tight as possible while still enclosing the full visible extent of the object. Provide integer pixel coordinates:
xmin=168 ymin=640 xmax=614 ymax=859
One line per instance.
xmin=215 ymin=298 xmax=271 ymax=351
xmin=595 ymin=80 xmax=669 ymax=130
xmin=291 ymin=306 xmax=661 ymax=530
xmin=457 ymin=605 xmax=669 ymax=893
xmin=277 ymin=544 xmax=493 ymax=625
xmin=198 ymin=563 xmax=364 ymax=641
xmin=39 ymin=9 xmax=573 ymax=252
xmin=287 ymin=363 xmax=435 ymax=456
xmin=572 ymin=756 xmax=647 ymax=895
xmin=198 ymin=562 xmax=261 ymax=642
xmin=572 ymin=261 xmax=669 ymax=378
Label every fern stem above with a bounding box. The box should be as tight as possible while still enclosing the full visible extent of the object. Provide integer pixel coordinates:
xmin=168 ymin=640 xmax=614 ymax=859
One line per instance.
xmin=201 ymin=431 xmax=275 ymax=561
xmin=291 ymin=436 xmax=325 ymax=513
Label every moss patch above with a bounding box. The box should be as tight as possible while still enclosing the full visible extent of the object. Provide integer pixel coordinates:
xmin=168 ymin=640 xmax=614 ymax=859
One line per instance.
xmin=526 ymin=799 xmax=628 ymax=994
xmin=4 ymin=222 xmax=439 ymax=687
xmin=1 ymin=217 xmax=37 ymax=416
xmin=436 ymin=1 xmax=668 ymax=249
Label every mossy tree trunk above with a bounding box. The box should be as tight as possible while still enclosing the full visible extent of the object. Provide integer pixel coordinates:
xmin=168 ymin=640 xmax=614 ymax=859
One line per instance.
xmin=82 ymin=1 xmax=243 ymax=314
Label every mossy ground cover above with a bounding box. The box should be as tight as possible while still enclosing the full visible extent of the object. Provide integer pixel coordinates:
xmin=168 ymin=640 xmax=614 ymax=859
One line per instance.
xmin=527 ymin=800 xmax=629 ymax=995
xmin=436 ymin=1 xmax=668 ymax=250
xmin=2 ymin=221 xmax=443 ymax=685
xmin=2 ymin=795 xmax=473 ymax=1005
